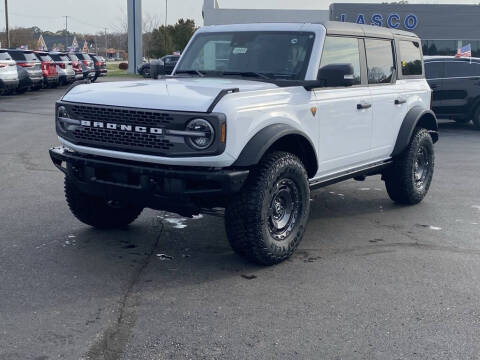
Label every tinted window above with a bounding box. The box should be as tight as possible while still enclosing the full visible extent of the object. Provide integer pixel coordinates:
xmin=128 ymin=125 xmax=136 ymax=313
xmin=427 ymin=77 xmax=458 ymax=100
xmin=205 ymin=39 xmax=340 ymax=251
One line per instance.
xmin=24 ymin=52 xmax=39 ymax=62
xmin=177 ymin=31 xmax=315 ymax=80
xmin=319 ymin=36 xmax=361 ymax=85
xmin=365 ymin=39 xmax=395 ymax=84
xmin=0 ymin=52 xmax=12 ymax=60
xmin=399 ymin=41 xmax=422 ymax=76
xmin=50 ymin=54 xmax=61 ymax=61
xmin=8 ymin=51 xmax=26 ymax=61
xmin=445 ymin=61 xmax=480 ymax=78
xmin=80 ymin=54 xmax=91 ymax=61
xmin=425 ymin=62 xmax=444 ymax=79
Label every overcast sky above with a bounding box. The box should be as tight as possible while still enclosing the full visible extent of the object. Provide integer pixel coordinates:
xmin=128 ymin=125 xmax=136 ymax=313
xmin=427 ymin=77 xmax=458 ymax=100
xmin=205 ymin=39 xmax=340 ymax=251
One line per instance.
xmin=1 ymin=0 xmax=480 ymax=34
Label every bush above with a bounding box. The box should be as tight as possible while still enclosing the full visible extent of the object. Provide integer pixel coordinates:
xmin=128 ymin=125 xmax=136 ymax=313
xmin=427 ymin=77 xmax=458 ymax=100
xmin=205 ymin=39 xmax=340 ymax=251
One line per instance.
xmin=118 ymin=62 xmax=128 ymax=70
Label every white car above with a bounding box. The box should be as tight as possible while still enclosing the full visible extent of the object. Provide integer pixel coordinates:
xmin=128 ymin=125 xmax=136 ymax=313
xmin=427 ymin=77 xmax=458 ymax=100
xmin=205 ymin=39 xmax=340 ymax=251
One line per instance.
xmin=0 ymin=49 xmax=19 ymax=94
xmin=50 ymin=22 xmax=438 ymax=265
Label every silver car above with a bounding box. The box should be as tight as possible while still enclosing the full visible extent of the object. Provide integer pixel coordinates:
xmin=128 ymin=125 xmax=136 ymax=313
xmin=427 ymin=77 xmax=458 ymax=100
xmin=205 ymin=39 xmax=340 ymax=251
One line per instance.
xmin=50 ymin=52 xmax=75 ymax=85
xmin=0 ymin=49 xmax=19 ymax=94
xmin=8 ymin=50 xmax=43 ymax=90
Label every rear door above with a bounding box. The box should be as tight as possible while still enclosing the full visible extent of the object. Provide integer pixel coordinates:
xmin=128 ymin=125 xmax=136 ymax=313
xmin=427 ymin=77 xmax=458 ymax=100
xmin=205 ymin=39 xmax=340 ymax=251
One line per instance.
xmin=366 ymin=37 xmax=408 ymax=160
xmin=313 ymin=35 xmax=373 ymax=176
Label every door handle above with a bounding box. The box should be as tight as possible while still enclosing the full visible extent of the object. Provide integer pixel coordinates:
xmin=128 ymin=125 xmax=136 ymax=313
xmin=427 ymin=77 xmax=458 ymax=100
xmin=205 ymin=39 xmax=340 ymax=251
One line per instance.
xmin=395 ymin=98 xmax=407 ymax=105
xmin=357 ymin=102 xmax=372 ymax=110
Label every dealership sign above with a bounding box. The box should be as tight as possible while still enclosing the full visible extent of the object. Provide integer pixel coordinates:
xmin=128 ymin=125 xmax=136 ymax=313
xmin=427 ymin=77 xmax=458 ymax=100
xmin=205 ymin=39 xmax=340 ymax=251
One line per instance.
xmin=340 ymin=13 xmax=418 ymax=30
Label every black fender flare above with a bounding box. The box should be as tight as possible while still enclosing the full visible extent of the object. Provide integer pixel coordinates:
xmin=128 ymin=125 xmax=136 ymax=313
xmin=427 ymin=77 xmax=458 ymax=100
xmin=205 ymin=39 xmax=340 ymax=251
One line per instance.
xmin=233 ymin=124 xmax=317 ymax=171
xmin=391 ymin=107 xmax=439 ymax=157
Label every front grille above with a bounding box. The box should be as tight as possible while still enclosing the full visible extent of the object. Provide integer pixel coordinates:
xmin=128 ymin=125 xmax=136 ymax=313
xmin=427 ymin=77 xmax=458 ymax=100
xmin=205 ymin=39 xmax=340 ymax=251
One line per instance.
xmin=70 ymin=104 xmax=175 ymax=127
xmin=73 ymin=127 xmax=175 ymax=151
xmin=58 ymin=102 xmax=226 ymax=157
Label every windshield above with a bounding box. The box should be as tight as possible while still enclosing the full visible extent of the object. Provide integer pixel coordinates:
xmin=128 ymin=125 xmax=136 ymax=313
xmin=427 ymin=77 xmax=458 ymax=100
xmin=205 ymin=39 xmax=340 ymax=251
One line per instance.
xmin=176 ymin=31 xmax=315 ymax=81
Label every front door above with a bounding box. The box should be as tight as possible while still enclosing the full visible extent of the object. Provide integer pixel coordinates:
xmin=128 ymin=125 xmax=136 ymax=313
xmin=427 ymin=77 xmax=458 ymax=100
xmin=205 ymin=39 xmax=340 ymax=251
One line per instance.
xmin=313 ymin=36 xmax=373 ymax=177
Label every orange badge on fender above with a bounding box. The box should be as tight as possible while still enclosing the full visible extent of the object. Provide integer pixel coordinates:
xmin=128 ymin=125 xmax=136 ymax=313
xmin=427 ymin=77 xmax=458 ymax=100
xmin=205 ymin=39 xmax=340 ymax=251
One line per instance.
xmin=311 ymin=107 xmax=317 ymax=116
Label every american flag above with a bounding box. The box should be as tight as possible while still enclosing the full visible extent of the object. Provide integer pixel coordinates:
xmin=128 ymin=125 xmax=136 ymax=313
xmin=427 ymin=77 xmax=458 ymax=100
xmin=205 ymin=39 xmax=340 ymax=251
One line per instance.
xmin=456 ymin=44 xmax=472 ymax=58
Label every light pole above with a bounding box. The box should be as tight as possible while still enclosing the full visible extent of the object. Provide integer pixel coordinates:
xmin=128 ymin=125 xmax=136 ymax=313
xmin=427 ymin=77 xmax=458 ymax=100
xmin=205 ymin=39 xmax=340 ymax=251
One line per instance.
xmin=164 ymin=0 xmax=168 ymax=54
xmin=4 ymin=0 xmax=10 ymax=48
xmin=64 ymin=16 xmax=69 ymax=51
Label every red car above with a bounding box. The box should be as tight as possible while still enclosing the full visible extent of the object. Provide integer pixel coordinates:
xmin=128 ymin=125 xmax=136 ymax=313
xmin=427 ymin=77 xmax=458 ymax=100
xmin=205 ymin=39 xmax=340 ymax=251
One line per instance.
xmin=34 ymin=51 xmax=59 ymax=88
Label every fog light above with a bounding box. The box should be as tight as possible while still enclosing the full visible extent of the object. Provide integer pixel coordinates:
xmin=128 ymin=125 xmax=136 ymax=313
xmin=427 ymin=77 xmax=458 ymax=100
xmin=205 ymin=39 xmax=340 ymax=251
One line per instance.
xmin=57 ymin=105 xmax=69 ymax=119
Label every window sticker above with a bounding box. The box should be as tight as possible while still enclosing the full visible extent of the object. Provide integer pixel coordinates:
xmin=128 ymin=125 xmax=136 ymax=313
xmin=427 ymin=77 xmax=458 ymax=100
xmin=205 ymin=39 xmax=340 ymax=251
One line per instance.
xmin=233 ymin=47 xmax=248 ymax=54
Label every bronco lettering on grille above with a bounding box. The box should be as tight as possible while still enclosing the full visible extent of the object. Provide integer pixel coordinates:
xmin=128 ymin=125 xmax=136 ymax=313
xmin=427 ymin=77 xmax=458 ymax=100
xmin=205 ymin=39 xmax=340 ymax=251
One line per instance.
xmin=80 ymin=120 xmax=163 ymax=134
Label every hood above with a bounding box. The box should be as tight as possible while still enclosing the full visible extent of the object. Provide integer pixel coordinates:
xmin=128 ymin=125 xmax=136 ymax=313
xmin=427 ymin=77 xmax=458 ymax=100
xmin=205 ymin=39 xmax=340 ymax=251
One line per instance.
xmin=62 ymin=77 xmax=279 ymax=112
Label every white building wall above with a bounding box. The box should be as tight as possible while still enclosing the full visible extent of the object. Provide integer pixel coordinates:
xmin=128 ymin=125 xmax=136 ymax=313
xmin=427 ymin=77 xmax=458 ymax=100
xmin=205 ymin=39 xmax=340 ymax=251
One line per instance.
xmin=202 ymin=0 xmax=329 ymax=26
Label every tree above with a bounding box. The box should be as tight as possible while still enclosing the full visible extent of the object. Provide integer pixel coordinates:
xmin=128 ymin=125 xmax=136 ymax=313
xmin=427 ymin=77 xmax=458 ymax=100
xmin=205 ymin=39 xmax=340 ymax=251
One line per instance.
xmin=147 ymin=19 xmax=197 ymax=58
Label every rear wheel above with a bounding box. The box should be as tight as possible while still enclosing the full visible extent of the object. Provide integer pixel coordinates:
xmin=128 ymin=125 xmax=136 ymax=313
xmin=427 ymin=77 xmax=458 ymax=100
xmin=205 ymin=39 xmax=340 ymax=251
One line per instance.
xmin=225 ymin=151 xmax=310 ymax=265
xmin=65 ymin=176 xmax=143 ymax=229
xmin=384 ymin=128 xmax=434 ymax=205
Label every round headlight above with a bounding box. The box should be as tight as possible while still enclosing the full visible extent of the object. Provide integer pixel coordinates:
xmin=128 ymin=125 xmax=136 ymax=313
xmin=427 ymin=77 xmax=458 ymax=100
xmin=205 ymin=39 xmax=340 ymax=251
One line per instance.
xmin=185 ymin=118 xmax=215 ymax=150
xmin=57 ymin=105 xmax=69 ymax=119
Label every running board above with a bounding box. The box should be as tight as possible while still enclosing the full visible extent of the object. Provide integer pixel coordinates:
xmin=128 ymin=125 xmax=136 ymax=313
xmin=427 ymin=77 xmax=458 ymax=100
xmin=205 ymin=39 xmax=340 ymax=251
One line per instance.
xmin=309 ymin=160 xmax=393 ymax=189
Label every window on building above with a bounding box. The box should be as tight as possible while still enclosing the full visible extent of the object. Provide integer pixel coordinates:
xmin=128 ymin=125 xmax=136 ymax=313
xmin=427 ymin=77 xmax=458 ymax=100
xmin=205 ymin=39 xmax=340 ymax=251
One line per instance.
xmin=319 ymin=36 xmax=361 ymax=85
xmin=425 ymin=62 xmax=444 ymax=79
xmin=399 ymin=41 xmax=423 ymax=76
xmin=422 ymin=40 xmax=458 ymax=56
xmin=365 ymin=39 xmax=395 ymax=84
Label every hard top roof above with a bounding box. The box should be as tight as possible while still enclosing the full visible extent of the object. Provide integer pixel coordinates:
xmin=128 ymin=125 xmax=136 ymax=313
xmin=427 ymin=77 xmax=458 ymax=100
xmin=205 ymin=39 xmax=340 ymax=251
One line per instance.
xmin=321 ymin=21 xmax=419 ymax=39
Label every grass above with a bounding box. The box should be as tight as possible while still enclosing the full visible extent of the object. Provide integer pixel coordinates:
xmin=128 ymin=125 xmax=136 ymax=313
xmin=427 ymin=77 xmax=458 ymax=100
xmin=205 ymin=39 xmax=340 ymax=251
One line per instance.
xmin=106 ymin=62 xmax=142 ymax=78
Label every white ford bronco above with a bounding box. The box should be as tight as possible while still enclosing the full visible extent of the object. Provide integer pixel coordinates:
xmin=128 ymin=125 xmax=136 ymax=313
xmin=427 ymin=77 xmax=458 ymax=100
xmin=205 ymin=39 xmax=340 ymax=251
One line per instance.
xmin=50 ymin=22 xmax=438 ymax=265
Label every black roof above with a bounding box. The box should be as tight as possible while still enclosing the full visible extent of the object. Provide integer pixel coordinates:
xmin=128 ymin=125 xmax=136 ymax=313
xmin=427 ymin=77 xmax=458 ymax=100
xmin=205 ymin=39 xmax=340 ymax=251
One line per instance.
xmin=322 ymin=21 xmax=419 ymax=40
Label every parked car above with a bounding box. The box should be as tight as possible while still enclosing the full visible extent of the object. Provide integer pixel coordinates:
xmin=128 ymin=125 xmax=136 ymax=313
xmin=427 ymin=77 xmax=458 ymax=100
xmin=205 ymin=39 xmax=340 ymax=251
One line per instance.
xmin=66 ymin=53 xmax=85 ymax=81
xmin=137 ymin=61 xmax=155 ymax=78
xmin=0 ymin=49 xmax=19 ymax=95
xmin=7 ymin=49 xmax=43 ymax=90
xmin=49 ymin=52 xmax=75 ymax=85
xmin=161 ymin=55 xmax=180 ymax=74
xmin=50 ymin=22 xmax=438 ymax=265
xmin=34 ymin=51 xmax=59 ymax=88
xmin=74 ymin=53 xmax=95 ymax=80
xmin=89 ymin=54 xmax=107 ymax=82
xmin=425 ymin=56 xmax=480 ymax=129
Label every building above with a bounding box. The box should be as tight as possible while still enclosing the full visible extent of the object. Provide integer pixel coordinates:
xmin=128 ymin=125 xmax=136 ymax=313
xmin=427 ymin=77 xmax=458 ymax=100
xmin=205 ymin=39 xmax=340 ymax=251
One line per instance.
xmin=330 ymin=3 xmax=480 ymax=57
xmin=203 ymin=1 xmax=480 ymax=57
xmin=202 ymin=0 xmax=329 ymax=26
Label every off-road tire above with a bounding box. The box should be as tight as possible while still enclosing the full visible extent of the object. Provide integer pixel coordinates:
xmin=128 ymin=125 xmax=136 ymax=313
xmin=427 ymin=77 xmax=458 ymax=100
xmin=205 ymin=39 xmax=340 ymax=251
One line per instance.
xmin=384 ymin=128 xmax=434 ymax=205
xmin=225 ymin=151 xmax=310 ymax=265
xmin=473 ymin=107 xmax=480 ymax=130
xmin=65 ymin=176 xmax=143 ymax=229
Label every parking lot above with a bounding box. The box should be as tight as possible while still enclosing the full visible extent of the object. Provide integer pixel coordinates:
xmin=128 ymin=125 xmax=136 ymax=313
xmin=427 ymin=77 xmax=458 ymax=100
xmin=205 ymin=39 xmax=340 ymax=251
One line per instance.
xmin=1 ymin=79 xmax=480 ymax=359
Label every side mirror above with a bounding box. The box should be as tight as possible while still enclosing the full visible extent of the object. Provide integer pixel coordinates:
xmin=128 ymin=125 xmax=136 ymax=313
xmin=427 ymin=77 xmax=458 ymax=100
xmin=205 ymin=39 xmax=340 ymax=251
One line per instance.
xmin=150 ymin=59 xmax=166 ymax=79
xmin=317 ymin=64 xmax=355 ymax=88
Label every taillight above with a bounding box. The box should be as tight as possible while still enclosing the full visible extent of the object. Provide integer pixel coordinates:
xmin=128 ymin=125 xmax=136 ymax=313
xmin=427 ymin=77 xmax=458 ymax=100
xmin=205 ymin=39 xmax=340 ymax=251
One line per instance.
xmin=58 ymin=63 xmax=66 ymax=69
xmin=19 ymin=62 xmax=34 ymax=67
xmin=0 ymin=64 xmax=6 ymax=68
xmin=83 ymin=60 xmax=89 ymax=66
xmin=95 ymin=61 xmax=101 ymax=67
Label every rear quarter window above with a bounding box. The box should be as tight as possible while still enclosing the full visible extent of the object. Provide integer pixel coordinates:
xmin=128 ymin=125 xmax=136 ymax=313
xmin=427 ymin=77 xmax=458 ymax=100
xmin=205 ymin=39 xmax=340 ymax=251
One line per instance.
xmin=8 ymin=51 xmax=25 ymax=61
xmin=24 ymin=53 xmax=39 ymax=62
xmin=399 ymin=40 xmax=423 ymax=76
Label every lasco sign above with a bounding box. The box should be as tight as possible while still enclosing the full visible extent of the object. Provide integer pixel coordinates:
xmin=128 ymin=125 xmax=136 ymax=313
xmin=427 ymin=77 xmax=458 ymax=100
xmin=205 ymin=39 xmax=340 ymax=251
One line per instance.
xmin=340 ymin=13 xmax=418 ymax=30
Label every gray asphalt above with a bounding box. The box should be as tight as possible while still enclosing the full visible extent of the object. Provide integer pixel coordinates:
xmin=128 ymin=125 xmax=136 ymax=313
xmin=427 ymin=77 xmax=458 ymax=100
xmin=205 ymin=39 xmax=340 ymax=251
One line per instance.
xmin=1 ymin=79 xmax=480 ymax=360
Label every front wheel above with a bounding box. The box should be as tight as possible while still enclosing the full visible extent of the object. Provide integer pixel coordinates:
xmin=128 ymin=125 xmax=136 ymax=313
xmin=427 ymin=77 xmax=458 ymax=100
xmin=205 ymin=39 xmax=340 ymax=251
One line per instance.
xmin=384 ymin=128 xmax=435 ymax=205
xmin=225 ymin=151 xmax=310 ymax=265
xmin=65 ymin=176 xmax=143 ymax=229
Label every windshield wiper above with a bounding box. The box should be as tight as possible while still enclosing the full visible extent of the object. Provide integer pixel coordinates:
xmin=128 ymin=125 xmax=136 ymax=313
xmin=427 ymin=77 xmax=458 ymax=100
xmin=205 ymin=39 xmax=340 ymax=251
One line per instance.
xmin=222 ymin=71 xmax=271 ymax=80
xmin=175 ymin=69 xmax=205 ymax=77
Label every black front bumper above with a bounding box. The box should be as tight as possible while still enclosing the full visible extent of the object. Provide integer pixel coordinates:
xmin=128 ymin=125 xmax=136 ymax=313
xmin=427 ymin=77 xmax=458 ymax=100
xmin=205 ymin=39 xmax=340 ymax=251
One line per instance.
xmin=49 ymin=147 xmax=249 ymax=216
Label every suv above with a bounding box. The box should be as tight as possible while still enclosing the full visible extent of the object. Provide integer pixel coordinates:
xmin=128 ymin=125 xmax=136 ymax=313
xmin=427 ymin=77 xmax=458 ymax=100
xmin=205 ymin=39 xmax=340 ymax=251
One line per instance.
xmin=89 ymin=54 xmax=107 ymax=82
xmin=0 ymin=49 xmax=19 ymax=94
xmin=35 ymin=51 xmax=59 ymax=88
xmin=7 ymin=49 xmax=43 ymax=90
xmin=49 ymin=22 xmax=438 ymax=265
xmin=74 ymin=53 xmax=95 ymax=80
xmin=49 ymin=52 xmax=75 ymax=85
xmin=424 ymin=56 xmax=480 ymax=129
